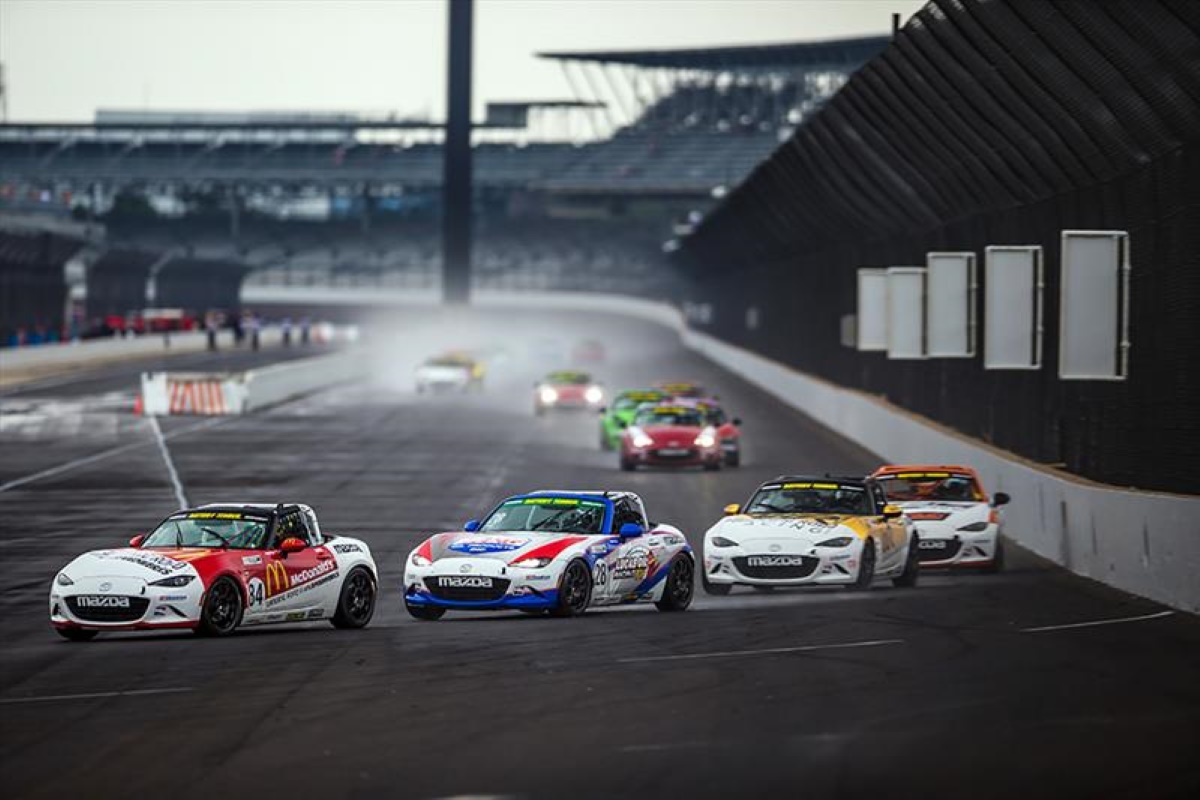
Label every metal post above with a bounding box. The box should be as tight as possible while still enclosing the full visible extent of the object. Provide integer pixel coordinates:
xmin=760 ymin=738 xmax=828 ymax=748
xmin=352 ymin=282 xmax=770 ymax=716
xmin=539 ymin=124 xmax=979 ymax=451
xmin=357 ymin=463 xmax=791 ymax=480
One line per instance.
xmin=442 ymin=0 xmax=474 ymax=305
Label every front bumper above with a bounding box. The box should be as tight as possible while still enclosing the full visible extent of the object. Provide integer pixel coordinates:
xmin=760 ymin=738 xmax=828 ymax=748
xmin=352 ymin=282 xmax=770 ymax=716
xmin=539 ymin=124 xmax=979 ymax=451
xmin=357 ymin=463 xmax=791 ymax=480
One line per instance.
xmin=49 ymin=575 xmax=203 ymax=631
xmin=914 ymin=525 xmax=999 ymax=567
xmin=404 ymin=558 xmax=561 ymax=610
xmin=624 ymin=446 xmax=721 ymax=467
xmin=704 ymin=543 xmax=860 ymax=586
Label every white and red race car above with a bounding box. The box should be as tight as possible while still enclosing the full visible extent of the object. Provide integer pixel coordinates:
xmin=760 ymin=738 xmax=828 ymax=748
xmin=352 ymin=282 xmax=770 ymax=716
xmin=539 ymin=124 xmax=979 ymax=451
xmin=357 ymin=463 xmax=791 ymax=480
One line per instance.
xmin=50 ymin=503 xmax=378 ymax=640
xmin=403 ymin=490 xmax=695 ymax=619
xmin=872 ymin=465 xmax=1010 ymax=571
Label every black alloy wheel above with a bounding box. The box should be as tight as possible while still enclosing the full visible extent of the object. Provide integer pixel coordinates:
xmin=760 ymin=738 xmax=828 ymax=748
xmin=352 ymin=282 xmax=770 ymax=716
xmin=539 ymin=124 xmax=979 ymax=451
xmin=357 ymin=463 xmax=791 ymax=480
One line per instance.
xmin=850 ymin=539 xmax=876 ymax=591
xmin=892 ymin=535 xmax=921 ymax=587
xmin=655 ymin=556 xmax=695 ymax=612
xmin=702 ymin=574 xmax=732 ymax=595
xmin=550 ymin=559 xmax=592 ymax=617
xmin=332 ymin=567 xmax=376 ymax=629
xmin=196 ymin=577 xmax=243 ymax=636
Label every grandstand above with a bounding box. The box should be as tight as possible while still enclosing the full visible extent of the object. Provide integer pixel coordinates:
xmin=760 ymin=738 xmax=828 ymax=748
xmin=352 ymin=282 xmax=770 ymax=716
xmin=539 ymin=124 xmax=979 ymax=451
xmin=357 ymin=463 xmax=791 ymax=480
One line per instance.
xmin=0 ymin=35 xmax=887 ymax=339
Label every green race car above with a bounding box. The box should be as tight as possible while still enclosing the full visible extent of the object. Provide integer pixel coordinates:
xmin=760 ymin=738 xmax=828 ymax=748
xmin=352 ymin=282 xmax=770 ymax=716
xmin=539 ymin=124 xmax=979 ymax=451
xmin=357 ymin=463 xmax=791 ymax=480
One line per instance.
xmin=598 ymin=389 xmax=668 ymax=450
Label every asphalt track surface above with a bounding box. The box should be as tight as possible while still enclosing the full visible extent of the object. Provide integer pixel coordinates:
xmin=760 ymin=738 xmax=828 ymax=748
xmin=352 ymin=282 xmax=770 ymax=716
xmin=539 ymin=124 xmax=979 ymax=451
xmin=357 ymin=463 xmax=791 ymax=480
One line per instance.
xmin=1 ymin=311 xmax=1197 ymax=800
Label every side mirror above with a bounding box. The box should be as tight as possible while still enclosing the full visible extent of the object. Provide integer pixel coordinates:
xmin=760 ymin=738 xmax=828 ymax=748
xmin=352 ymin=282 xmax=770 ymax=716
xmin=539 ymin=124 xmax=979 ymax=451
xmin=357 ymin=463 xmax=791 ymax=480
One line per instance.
xmin=618 ymin=522 xmax=644 ymax=539
xmin=617 ymin=420 xmax=627 ymax=429
xmin=129 ymin=534 xmax=145 ymax=548
xmin=723 ymin=503 xmax=741 ymax=515
xmin=732 ymin=418 xmax=743 ymax=426
xmin=279 ymin=537 xmax=307 ymax=554
xmin=992 ymin=492 xmax=1011 ymax=507
xmin=464 ymin=519 xmax=481 ymax=532
xmin=882 ymin=504 xmax=903 ymax=519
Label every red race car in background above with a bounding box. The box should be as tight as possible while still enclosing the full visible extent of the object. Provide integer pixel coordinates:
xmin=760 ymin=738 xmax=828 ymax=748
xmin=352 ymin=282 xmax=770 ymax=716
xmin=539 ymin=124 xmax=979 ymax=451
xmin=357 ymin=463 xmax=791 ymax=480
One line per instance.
xmin=535 ymin=370 xmax=605 ymax=415
xmin=695 ymin=398 xmax=743 ymax=467
xmin=619 ymin=402 xmax=722 ymax=471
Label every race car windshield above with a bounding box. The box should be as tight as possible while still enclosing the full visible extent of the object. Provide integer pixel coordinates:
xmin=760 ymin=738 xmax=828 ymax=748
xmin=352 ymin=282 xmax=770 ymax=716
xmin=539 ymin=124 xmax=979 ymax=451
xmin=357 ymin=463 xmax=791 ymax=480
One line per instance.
xmin=635 ymin=408 xmax=704 ymax=427
xmin=142 ymin=514 xmax=270 ymax=549
xmin=614 ymin=394 xmax=661 ymax=411
xmin=427 ymin=358 xmax=470 ymax=368
xmin=878 ymin=475 xmax=983 ymax=502
xmin=481 ymin=498 xmax=606 ymax=535
xmin=746 ymin=485 xmax=872 ymax=515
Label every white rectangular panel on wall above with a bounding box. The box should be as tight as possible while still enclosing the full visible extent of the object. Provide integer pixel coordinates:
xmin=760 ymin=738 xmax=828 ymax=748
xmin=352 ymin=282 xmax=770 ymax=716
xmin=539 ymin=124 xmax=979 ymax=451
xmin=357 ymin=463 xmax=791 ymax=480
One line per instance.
xmin=856 ymin=268 xmax=888 ymax=351
xmin=926 ymin=251 xmax=976 ymax=357
xmin=1060 ymin=230 xmax=1131 ymax=380
xmin=984 ymin=246 xmax=1043 ymax=370
xmin=886 ymin=267 xmax=926 ymax=360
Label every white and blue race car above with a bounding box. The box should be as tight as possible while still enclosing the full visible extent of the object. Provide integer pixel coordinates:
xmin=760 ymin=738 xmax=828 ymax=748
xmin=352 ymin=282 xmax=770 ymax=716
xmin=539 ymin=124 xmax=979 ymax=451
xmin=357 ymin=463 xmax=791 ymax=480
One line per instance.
xmin=403 ymin=491 xmax=694 ymax=619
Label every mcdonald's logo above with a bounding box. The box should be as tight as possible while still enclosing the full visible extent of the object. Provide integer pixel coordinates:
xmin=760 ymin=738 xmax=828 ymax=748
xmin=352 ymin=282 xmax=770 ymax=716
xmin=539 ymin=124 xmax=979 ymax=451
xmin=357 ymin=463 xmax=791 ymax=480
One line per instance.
xmin=265 ymin=562 xmax=291 ymax=597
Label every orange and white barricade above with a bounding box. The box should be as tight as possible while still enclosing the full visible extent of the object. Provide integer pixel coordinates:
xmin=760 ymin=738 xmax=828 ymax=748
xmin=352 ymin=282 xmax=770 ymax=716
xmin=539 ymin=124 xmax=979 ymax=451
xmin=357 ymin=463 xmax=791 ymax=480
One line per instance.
xmin=140 ymin=372 xmax=248 ymax=416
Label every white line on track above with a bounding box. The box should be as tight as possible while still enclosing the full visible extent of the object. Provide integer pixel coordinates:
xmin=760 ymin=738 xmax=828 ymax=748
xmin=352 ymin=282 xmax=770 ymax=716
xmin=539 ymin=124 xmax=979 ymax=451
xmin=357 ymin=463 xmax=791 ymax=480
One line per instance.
xmin=617 ymin=638 xmax=905 ymax=664
xmin=0 ymin=687 xmax=194 ymax=705
xmin=1020 ymin=610 xmax=1174 ymax=633
xmin=0 ymin=416 xmax=226 ymax=494
xmin=148 ymin=414 xmax=188 ymax=508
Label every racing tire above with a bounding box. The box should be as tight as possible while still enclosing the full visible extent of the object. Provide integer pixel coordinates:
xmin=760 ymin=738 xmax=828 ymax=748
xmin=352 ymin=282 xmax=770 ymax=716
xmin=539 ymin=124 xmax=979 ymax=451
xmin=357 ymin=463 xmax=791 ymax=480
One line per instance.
xmin=702 ymin=574 xmax=732 ymax=595
xmin=655 ymin=556 xmax=695 ymax=612
xmin=405 ymin=602 xmax=445 ymax=621
xmin=724 ymin=452 xmax=741 ymax=467
xmin=892 ymin=536 xmax=921 ymax=588
xmin=980 ymin=538 xmax=1005 ymax=574
xmin=549 ymin=559 xmax=592 ymax=618
xmin=619 ymin=457 xmax=635 ymax=472
xmin=850 ymin=539 xmax=876 ymax=591
xmin=600 ymin=429 xmax=613 ymax=451
xmin=196 ymin=576 xmax=244 ymax=637
xmin=55 ymin=627 xmax=98 ymax=642
xmin=331 ymin=567 xmax=376 ymax=629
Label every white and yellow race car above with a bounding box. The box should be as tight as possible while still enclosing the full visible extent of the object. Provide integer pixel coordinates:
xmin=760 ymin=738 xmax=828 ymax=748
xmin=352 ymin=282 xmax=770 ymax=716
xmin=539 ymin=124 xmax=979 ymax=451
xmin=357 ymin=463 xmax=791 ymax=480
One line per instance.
xmin=702 ymin=475 xmax=919 ymax=594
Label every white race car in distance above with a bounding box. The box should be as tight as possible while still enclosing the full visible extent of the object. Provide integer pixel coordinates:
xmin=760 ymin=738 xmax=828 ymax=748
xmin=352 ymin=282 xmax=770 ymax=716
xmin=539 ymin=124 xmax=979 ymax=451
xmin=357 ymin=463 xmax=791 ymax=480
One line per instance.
xmin=50 ymin=503 xmax=378 ymax=640
xmin=872 ymin=465 xmax=1010 ymax=572
xmin=403 ymin=491 xmax=694 ymax=619
xmin=702 ymin=475 xmax=919 ymax=594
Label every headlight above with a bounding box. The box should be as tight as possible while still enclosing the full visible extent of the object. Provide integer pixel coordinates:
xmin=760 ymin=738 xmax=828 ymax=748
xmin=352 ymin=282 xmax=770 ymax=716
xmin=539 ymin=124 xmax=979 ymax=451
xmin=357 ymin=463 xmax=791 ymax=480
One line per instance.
xmin=149 ymin=575 xmax=195 ymax=587
xmin=56 ymin=573 xmax=74 ymax=586
xmin=815 ymin=537 xmax=854 ymax=548
xmin=631 ymin=429 xmax=654 ymax=448
xmin=410 ymin=552 xmax=432 ymax=567
xmin=957 ymin=521 xmax=990 ymax=532
xmin=539 ymin=387 xmax=558 ymax=404
xmin=511 ymin=557 xmax=552 ymax=569
xmin=710 ymin=536 xmax=739 ymax=548
xmin=584 ymin=386 xmax=603 ymax=404
xmin=694 ymin=433 xmax=716 ymax=448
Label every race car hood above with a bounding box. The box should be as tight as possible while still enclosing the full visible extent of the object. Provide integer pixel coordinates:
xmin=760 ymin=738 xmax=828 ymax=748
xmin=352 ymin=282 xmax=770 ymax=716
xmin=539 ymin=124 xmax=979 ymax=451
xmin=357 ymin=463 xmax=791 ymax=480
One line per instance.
xmin=61 ymin=547 xmax=208 ymax=582
xmin=894 ymin=500 xmax=989 ymax=528
xmin=638 ymin=424 xmax=705 ymax=447
xmin=421 ymin=531 xmax=592 ymax=564
xmin=710 ymin=513 xmax=872 ymax=544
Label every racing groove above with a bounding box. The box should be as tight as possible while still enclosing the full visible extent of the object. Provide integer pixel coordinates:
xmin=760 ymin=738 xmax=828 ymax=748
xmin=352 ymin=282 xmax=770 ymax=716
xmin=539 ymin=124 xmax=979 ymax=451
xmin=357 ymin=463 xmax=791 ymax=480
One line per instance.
xmin=0 ymin=311 xmax=1197 ymax=800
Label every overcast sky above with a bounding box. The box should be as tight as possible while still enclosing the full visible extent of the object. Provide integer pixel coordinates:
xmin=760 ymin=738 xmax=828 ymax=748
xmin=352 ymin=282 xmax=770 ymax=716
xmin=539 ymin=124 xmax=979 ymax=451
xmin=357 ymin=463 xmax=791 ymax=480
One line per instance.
xmin=0 ymin=0 xmax=926 ymax=122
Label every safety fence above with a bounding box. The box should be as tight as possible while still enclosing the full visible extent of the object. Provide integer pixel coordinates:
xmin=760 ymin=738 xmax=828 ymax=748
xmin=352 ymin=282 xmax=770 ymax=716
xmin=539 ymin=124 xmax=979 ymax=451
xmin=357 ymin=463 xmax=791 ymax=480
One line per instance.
xmin=676 ymin=0 xmax=1200 ymax=495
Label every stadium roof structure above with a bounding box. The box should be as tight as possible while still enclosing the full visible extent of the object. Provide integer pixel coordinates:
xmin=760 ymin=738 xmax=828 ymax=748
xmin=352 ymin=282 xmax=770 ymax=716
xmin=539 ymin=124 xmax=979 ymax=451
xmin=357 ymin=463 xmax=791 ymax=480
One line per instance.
xmin=538 ymin=35 xmax=891 ymax=71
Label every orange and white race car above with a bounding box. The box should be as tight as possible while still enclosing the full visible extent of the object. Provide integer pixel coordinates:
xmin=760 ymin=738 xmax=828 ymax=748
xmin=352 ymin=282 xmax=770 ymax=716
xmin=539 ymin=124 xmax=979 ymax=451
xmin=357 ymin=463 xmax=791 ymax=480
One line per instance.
xmin=871 ymin=465 xmax=1010 ymax=572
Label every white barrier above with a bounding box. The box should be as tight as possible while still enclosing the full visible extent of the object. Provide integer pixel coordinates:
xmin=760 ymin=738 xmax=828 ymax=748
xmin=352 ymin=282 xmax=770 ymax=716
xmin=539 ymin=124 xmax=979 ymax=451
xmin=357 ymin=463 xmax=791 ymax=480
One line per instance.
xmin=241 ymin=286 xmax=1200 ymax=611
xmin=141 ymin=349 xmax=368 ymax=416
